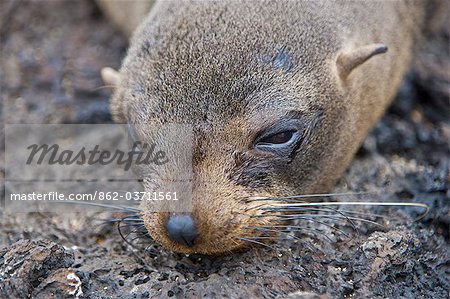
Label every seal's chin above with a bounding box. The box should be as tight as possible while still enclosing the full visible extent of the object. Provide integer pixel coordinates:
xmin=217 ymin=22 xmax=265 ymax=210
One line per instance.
xmin=145 ymin=223 xmax=253 ymax=255
xmin=154 ymin=236 xmax=251 ymax=255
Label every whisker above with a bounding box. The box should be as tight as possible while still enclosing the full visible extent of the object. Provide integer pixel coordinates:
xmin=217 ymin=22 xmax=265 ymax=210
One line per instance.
xmin=115 ymin=223 xmax=147 ymax=230
xmin=265 ymin=201 xmax=429 ymax=221
xmin=104 ymin=218 xmax=144 ymax=224
xmin=261 ymin=206 xmax=386 ymax=218
xmin=264 ymin=218 xmax=352 ymax=238
xmin=245 ymin=225 xmax=336 ymax=243
xmin=247 ymin=191 xmax=373 ymax=202
xmin=127 ymin=232 xmax=151 ymax=243
xmin=256 ymin=227 xmax=303 ymax=241
xmin=91 ymin=84 xmax=117 ymax=91
xmin=256 ymin=213 xmax=383 ymax=226
xmin=95 ymin=213 xmax=144 ymax=226
xmin=262 ymin=205 xmax=360 ymax=231
xmin=314 ymin=208 xmax=387 ymax=219
xmin=117 ymin=221 xmax=138 ymax=248
xmin=55 ymin=201 xmax=142 ymax=212
xmin=237 ymin=237 xmax=278 ymax=251
xmin=242 ymin=236 xmax=291 ymax=240
xmin=121 ymin=225 xmax=151 ymax=243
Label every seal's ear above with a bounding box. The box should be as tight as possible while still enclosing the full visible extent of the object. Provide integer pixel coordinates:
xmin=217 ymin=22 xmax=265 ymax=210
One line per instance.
xmin=101 ymin=67 xmax=120 ymax=88
xmin=336 ymin=44 xmax=388 ymax=80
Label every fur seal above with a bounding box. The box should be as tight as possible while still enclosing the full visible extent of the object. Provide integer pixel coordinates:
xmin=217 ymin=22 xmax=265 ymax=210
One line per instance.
xmin=100 ymin=1 xmax=429 ymax=255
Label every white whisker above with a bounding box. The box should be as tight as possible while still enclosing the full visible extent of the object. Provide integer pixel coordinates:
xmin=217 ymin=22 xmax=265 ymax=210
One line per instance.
xmin=247 ymin=191 xmax=373 ymax=202
xmin=265 ymin=201 xmax=429 ymax=220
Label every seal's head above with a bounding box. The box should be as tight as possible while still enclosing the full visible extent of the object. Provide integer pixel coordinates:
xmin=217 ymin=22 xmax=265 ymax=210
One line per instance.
xmin=103 ymin=1 xmax=391 ymax=255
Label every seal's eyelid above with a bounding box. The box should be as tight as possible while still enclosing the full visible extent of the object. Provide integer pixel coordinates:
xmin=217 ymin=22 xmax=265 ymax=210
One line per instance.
xmin=253 ymin=127 xmax=303 ymax=152
xmin=257 ymin=130 xmax=298 ymax=146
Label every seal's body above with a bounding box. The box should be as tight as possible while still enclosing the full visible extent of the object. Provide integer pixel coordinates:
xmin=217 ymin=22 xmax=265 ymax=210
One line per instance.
xmin=102 ymin=1 xmax=427 ymax=255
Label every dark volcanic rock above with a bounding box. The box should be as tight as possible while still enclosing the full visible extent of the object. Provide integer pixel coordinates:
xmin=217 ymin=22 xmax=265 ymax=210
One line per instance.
xmin=0 ymin=239 xmax=76 ymax=298
xmin=0 ymin=0 xmax=448 ymax=298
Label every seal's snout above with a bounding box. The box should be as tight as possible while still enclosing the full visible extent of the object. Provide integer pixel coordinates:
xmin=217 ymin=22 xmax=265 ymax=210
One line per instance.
xmin=165 ymin=214 xmax=197 ymax=247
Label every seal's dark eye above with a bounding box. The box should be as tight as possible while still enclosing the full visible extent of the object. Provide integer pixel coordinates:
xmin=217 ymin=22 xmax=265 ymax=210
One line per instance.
xmin=254 ymin=129 xmax=299 ymax=151
xmin=259 ymin=130 xmax=295 ymax=145
xmin=253 ymin=118 xmax=307 ymax=153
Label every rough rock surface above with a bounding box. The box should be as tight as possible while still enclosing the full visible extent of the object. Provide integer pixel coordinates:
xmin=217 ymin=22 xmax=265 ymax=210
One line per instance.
xmin=0 ymin=240 xmax=76 ymax=298
xmin=0 ymin=1 xmax=448 ymax=298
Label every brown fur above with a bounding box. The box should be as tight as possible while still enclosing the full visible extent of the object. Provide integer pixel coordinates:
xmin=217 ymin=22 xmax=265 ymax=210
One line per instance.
xmin=102 ymin=1 xmax=427 ymax=255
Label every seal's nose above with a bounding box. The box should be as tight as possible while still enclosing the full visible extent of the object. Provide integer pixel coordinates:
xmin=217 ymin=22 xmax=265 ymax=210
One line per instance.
xmin=166 ymin=214 xmax=197 ymax=247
